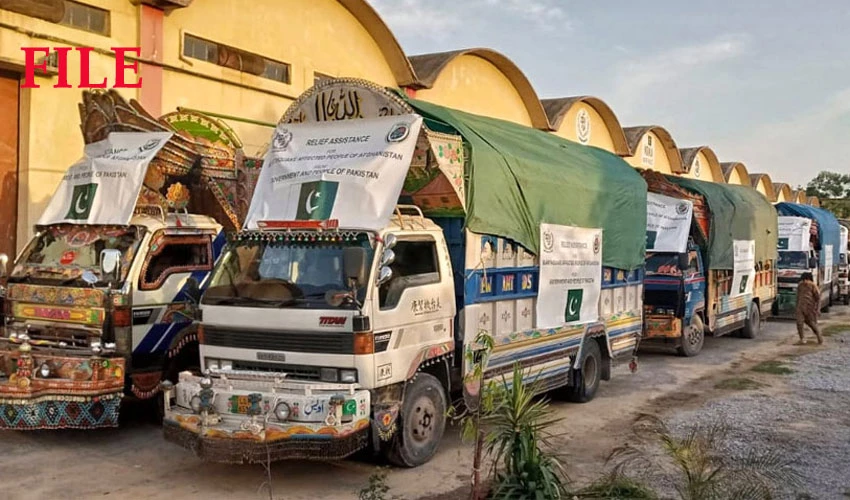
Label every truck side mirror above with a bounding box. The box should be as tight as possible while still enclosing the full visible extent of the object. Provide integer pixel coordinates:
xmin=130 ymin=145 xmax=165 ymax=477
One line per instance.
xmin=0 ymin=253 xmax=8 ymax=279
xmin=343 ymin=247 xmax=368 ymax=288
xmin=383 ymin=233 xmax=397 ymax=250
xmin=379 ymin=249 xmax=395 ymax=268
xmin=678 ymin=253 xmax=690 ymax=270
xmin=100 ymin=249 xmax=122 ymax=284
xmin=185 ymin=276 xmax=201 ymax=304
xmin=376 ymin=267 xmax=393 ymax=287
xmin=809 ymin=257 xmax=819 ymax=268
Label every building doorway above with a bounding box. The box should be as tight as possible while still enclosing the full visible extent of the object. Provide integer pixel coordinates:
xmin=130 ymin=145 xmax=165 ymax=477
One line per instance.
xmin=0 ymin=70 xmax=19 ymax=260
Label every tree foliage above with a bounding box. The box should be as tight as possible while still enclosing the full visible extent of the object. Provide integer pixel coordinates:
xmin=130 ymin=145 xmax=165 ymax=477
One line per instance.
xmin=806 ymin=171 xmax=850 ymax=199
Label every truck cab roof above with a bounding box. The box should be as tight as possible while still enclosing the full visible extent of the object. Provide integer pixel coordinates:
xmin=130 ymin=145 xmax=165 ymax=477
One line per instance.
xmin=130 ymin=212 xmax=222 ymax=234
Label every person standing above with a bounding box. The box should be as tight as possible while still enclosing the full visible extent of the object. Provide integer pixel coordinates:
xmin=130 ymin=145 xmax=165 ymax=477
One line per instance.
xmin=796 ymin=272 xmax=823 ymax=344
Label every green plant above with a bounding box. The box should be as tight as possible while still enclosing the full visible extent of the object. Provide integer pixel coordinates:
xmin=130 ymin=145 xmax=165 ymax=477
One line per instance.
xmin=358 ymin=468 xmax=400 ymax=500
xmin=573 ymin=473 xmax=658 ymax=499
xmin=714 ymin=377 xmax=768 ymax=391
xmin=751 ymin=360 xmax=794 ymax=375
xmin=822 ymin=324 xmax=850 ymax=337
xmin=485 ymin=365 xmax=567 ymax=499
xmin=609 ymin=414 xmax=802 ymax=500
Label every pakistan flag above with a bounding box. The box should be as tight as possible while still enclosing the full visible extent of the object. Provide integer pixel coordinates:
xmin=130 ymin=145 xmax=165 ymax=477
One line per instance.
xmin=565 ymin=288 xmax=583 ymax=323
xmin=296 ymin=180 xmax=339 ymax=220
xmin=65 ymin=183 xmax=98 ymax=220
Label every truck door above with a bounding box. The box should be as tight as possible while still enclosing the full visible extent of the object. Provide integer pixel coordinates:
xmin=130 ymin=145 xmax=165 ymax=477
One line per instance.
xmin=131 ymin=232 xmax=215 ymax=362
xmin=370 ymin=235 xmax=454 ymax=385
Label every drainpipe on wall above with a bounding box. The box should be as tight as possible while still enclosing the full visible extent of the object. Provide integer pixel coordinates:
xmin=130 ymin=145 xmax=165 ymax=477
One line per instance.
xmin=138 ymin=4 xmax=164 ymax=116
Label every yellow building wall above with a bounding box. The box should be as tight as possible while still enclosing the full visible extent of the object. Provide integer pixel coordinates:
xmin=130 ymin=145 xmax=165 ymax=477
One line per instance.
xmin=160 ymin=0 xmax=401 ymax=161
xmin=680 ymin=151 xmax=718 ymax=183
xmin=414 ymin=55 xmax=533 ymax=126
xmin=776 ymin=190 xmax=790 ymax=202
xmin=754 ymin=179 xmax=769 ymax=197
xmin=726 ymin=169 xmax=745 ymax=185
xmin=554 ymin=102 xmax=616 ymax=153
xmin=625 ymin=132 xmax=673 ymax=174
xmin=0 ymin=2 xmax=140 ymax=249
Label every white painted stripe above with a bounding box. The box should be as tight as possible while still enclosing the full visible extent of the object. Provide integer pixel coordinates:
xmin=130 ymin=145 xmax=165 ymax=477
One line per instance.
xmin=150 ymin=322 xmax=176 ymax=353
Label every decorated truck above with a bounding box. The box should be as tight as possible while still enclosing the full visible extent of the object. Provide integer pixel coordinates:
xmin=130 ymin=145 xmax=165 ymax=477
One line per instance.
xmin=640 ymin=171 xmax=777 ymax=356
xmin=0 ymin=90 xmax=261 ymax=429
xmin=837 ymin=222 xmax=849 ymax=305
xmin=162 ymin=78 xmax=647 ymax=466
xmin=773 ymin=203 xmax=841 ymax=316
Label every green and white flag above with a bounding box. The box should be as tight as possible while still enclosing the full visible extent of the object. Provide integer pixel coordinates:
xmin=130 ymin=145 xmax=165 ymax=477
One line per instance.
xmin=732 ymin=239 xmax=756 ymax=297
xmin=536 ymin=223 xmax=603 ymax=329
xmin=245 ymin=115 xmax=424 ymax=231
xmin=777 ymin=216 xmax=811 ymax=252
xmin=38 ymin=132 xmax=172 ymax=226
xmin=646 ymin=193 xmax=692 ymax=253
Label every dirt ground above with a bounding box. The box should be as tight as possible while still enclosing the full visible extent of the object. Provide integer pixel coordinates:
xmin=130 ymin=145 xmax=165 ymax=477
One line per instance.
xmin=2 ymin=307 xmax=849 ymax=500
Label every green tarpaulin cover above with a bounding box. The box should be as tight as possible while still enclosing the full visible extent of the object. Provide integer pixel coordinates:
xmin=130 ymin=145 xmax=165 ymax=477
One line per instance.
xmin=667 ymin=176 xmax=778 ymax=269
xmin=404 ymin=97 xmax=647 ymax=271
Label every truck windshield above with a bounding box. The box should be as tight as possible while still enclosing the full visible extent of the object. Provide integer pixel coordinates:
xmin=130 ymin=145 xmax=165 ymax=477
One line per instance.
xmin=203 ymin=234 xmax=374 ymax=308
xmin=646 ymin=253 xmax=684 ymax=276
xmin=8 ymin=224 xmax=144 ymax=286
xmin=778 ymin=251 xmax=808 ymax=270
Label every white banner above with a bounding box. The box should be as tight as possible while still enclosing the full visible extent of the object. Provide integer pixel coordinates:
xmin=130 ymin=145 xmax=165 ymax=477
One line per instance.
xmin=245 ymin=115 xmax=424 ymax=230
xmin=536 ymin=224 xmax=602 ymax=329
xmin=38 ymin=132 xmax=172 ymax=226
xmin=646 ymin=193 xmax=693 ymax=253
xmin=825 ymin=245 xmax=834 ymax=283
xmin=778 ymin=216 xmax=812 ymax=252
xmin=840 ymin=227 xmax=848 ymax=255
xmin=732 ymin=240 xmax=756 ymax=297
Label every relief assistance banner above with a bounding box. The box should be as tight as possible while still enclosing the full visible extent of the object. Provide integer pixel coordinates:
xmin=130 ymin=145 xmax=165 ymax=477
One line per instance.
xmin=732 ymin=239 xmax=756 ymax=297
xmin=646 ymin=193 xmax=693 ymax=253
xmin=825 ymin=244 xmax=834 ymax=283
xmin=777 ymin=216 xmax=812 ymax=252
xmin=245 ymin=115 xmax=424 ymax=231
xmin=38 ymin=132 xmax=172 ymax=226
xmin=536 ymin=224 xmax=602 ymax=329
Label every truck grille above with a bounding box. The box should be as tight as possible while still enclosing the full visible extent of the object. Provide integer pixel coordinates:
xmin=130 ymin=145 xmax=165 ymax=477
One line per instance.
xmin=203 ymin=326 xmax=354 ymax=354
xmin=231 ymin=360 xmax=322 ymax=381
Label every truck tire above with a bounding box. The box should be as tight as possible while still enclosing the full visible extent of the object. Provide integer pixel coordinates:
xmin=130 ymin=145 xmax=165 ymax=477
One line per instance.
xmin=564 ymin=340 xmax=602 ymax=403
xmin=677 ymin=315 xmax=704 ymax=357
xmin=844 ymin=294 xmax=849 ymax=306
xmin=384 ymin=373 xmax=447 ymax=468
xmin=823 ymin=292 xmax=832 ymax=313
xmin=741 ymin=304 xmax=761 ymax=339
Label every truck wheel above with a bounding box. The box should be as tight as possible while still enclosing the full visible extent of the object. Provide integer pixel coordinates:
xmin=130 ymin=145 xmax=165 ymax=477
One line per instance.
xmin=677 ymin=315 xmax=705 ymax=357
xmin=741 ymin=304 xmax=761 ymax=339
xmin=844 ymin=294 xmax=849 ymax=306
xmin=564 ymin=340 xmax=602 ymax=403
xmin=384 ymin=373 xmax=447 ymax=468
xmin=824 ymin=293 xmax=832 ymax=313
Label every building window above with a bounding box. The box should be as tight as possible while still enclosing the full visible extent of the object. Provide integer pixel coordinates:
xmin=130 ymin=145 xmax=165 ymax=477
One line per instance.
xmin=183 ymin=34 xmax=218 ymax=64
xmin=314 ymin=72 xmax=334 ymax=85
xmin=182 ymin=34 xmax=291 ymax=84
xmin=60 ymin=1 xmax=110 ymax=36
xmin=262 ymin=59 xmax=290 ymax=84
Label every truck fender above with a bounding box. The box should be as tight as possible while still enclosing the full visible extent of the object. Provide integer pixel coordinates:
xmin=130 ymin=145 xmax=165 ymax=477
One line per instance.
xmin=369 ymin=382 xmax=404 ymax=448
xmin=572 ymin=323 xmax=611 ymax=370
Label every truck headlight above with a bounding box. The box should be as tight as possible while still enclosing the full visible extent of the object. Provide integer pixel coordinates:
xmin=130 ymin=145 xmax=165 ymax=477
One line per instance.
xmin=206 ymin=358 xmax=220 ymax=370
xmin=274 ymin=402 xmax=290 ymax=421
xmin=220 ymin=360 xmax=233 ymax=370
xmin=340 ymin=369 xmax=357 ymax=383
xmin=320 ymin=367 xmax=338 ymax=382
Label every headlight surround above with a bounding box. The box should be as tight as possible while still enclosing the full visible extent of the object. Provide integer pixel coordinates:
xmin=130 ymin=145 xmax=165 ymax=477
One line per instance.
xmin=339 ymin=369 xmax=357 ymax=383
xmin=220 ymin=359 xmax=233 ymax=370
xmin=274 ymin=402 xmax=290 ymax=421
xmin=205 ymin=358 xmax=220 ymax=370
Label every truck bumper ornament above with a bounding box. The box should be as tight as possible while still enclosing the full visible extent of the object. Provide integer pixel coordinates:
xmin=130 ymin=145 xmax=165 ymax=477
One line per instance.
xmin=0 ymin=341 xmax=125 ymax=430
xmin=163 ymin=372 xmax=371 ymax=464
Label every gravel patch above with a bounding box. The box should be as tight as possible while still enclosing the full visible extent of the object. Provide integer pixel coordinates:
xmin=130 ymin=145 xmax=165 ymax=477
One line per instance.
xmin=624 ymin=333 xmax=850 ymax=499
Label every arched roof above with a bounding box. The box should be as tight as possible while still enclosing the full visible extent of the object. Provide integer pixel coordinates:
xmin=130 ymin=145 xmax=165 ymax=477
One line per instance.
xmin=679 ymin=146 xmax=725 ymax=183
xmin=540 ymin=96 xmax=629 ymax=154
xmin=792 ymin=189 xmax=808 ymax=204
xmin=772 ymin=183 xmax=793 ymax=202
xmin=749 ymin=173 xmax=776 ymax=200
xmin=720 ymin=162 xmax=750 ymax=184
xmin=623 ymin=125 xmax=684 ymax=172
xmin=408 ymin=48 xmax=551 ymax=130
xmin=338 ymin=0 xmax=419 ymax=86
xmin=808 ymin=196 xmax=821 ymax=207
